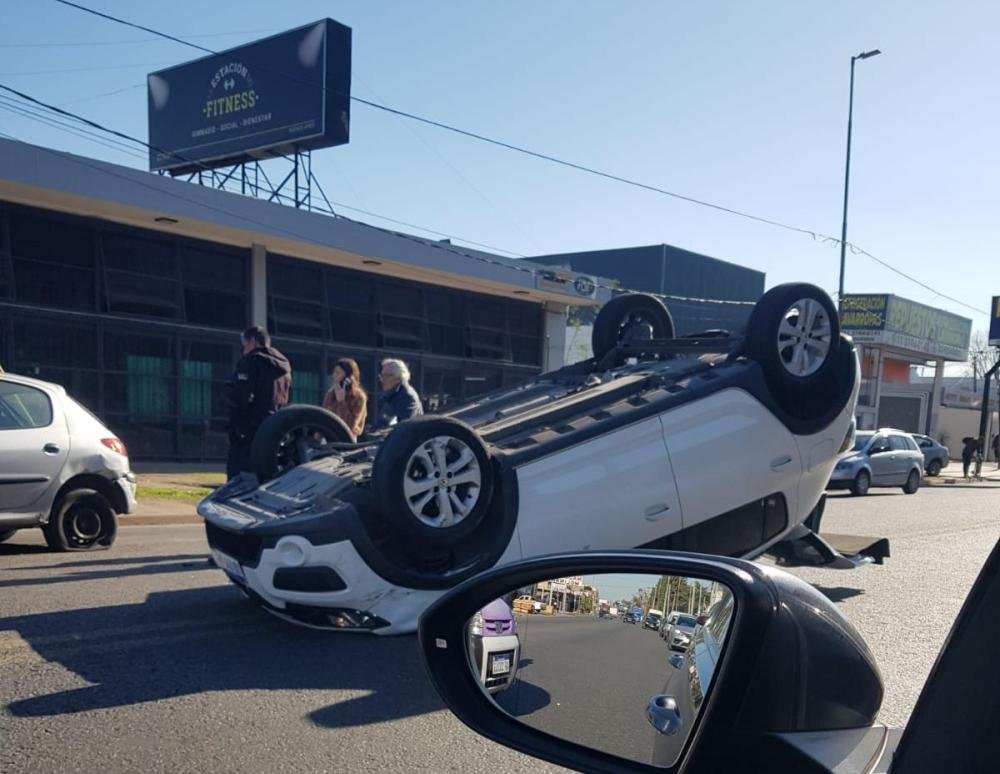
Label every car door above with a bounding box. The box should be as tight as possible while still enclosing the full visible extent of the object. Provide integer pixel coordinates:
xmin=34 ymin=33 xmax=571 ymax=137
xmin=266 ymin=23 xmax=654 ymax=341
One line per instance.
xmin=889 ymin=435 xmax=913 ymax=483
xmin=0 ymin=379 xmax=70 ymax=515
xmin=513 ymin=416 xmax=683 ymax=554
xmin=866 ymin=434 xmax=894 ymax=485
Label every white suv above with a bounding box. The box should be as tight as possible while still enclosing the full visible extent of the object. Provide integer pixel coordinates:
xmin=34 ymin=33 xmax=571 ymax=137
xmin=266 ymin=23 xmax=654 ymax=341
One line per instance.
xmin=0 ymin=373 xmax=136 ymax=550
xmin=200 ymin=284 xmax=860 ymax=634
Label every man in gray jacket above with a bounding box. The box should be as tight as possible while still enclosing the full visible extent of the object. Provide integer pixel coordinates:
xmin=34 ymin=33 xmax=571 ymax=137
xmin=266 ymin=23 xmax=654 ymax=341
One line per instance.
xmin=374 ymin=358 xmax=423 ymax=430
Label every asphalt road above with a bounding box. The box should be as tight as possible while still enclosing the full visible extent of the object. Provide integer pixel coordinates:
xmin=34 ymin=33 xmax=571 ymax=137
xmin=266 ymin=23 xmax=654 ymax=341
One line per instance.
xmin=1 ymin=484 xmax=997 ymax=772
xmin=494 ymin=615 xmax=668 ymax=766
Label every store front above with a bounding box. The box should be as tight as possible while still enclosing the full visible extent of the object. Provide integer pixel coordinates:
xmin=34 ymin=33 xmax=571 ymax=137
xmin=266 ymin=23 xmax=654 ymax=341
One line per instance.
xmin=841 ymin=294 xmax=972 ymax=434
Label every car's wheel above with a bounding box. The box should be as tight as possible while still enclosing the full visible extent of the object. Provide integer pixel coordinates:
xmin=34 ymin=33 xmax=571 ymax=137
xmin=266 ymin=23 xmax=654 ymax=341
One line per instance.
xmin=850 ymin=470 xmax=871 ymax=497
xmin=43 ymin=489 xmax=117 ymax=551
xmin=372 ymin=416 xmax=494 ymax=547
xmin=0 ymin=529 xmax=17 ymax=544
xmin=927 ymin=459 xmax=942 ymax=477
xmin=592 ymin=293 xmax=674 ymax=361
xmin=745 ymin=283 xmax=841 ymax=413
xmin=903 ymin=469 xmax=921 ymax=494
xmin=251 ymin=405 xmax=355 ymax=482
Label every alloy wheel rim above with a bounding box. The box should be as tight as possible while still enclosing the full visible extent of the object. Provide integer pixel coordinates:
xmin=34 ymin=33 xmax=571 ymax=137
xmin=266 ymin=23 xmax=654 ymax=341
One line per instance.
xmin=777 ymin=298 xmax=832 ymax=377
xmin=402 ymin=435 xmax=481 ymax=528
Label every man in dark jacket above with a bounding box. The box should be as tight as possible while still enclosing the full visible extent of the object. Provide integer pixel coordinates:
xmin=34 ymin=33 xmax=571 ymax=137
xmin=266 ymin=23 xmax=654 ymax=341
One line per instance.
xmin=223 ymin=326 xmax=292 ymax=478
xmin=374 ymin=358 xmax=423 ymax=430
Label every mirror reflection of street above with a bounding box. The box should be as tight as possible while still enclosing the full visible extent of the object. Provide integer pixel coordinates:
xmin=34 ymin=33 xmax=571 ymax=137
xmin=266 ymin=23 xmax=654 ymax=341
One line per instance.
xmin=469 ymin=574 xmax=733 ymax=767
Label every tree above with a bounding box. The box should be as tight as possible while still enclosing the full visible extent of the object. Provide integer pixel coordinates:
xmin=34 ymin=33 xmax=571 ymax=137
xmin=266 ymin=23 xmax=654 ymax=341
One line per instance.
xmin=579 ymin=595 xmax=593 ymax=615
xmin=967 ymin=330 xmax=1000 ymax=392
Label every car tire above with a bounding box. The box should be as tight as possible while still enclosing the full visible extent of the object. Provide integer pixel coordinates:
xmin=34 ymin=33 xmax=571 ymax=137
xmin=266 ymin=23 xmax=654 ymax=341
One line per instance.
xmin=43 ymin=489 xmax=117 ymax=552
xmin=927 ymin=459 xmax=942 ymax=477
xmin=373 ymin=416 xmax=494 ymax=548
xmin=850 ymin=470 xmax=871 ymax=497
xmin=0 ymin=529 xmax=17 ymax=544
xmin=251 ymin=405 xmax=355 ymax=482
xmin=592 ymin=293 xmax=674 ymax=361
xmin=744 ymin=283 xmax=841 ymax=415
xmin=903 ymin=469 xmax=921 ymax=494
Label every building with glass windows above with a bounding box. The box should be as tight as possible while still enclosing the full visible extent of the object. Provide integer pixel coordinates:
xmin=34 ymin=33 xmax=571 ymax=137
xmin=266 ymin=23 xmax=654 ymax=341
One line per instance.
xmin=0 ymin=138 xmax=600 ymax=460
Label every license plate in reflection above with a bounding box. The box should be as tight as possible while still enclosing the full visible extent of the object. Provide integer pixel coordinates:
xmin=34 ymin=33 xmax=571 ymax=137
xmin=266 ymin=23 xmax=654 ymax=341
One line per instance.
xmin=490 ymin=655 xmax=510 ymax=675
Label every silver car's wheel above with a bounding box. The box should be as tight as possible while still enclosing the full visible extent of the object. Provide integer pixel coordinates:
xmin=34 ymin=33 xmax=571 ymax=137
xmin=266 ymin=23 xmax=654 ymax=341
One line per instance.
xmin=403 ymin=435 xmax=483 ymax=529
xmin=777 ymin=298 xmax=833 ymax=377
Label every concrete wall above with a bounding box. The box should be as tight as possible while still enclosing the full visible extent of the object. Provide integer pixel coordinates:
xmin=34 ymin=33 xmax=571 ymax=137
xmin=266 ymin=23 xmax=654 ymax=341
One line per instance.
xmin=935 ymin=406 xmax=1000 ymax=460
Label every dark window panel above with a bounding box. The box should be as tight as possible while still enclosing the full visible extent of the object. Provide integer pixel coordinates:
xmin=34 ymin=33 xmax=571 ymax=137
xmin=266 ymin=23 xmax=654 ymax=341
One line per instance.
xmin=184 ymin=287 xmax=246 ymax=329
xmin=326 ymin=271 xmax=374 ymax=312
xmin=379 ymin=314 xmax=427 ymax=351
xmin=468 ymin=298 xmax=506 ymax=329
xmin=179 ymin=245 xmax=247 ymax=288
xmin=102 ymin=232 xmax=175 ymax=277
xmin=329 ymin=308 xmax=375 ymax=346
xmin=104 ymin=269 xmax=181 ymax=319
xmin=510 ymin=334 xmax=542 ymax=366
xmin=428 ymin=323 xmax=464 ymax=357
xmin=268 ymin=256 xmax=324 ymax=301
xmin=0 ymin=252 xmax=11 ymax=300
xmin=425 ymin=290 xmax=464 ymax=325
xmin=282 ymin=349 xmax=324 ymax=406
xmin=379 ymin=282 xmax=423 ymax=317
xmin=12 ymin=318 xmax=97 ymax=368
xmin=269 ymin=298 xmax=327 ymax=338
xmin=103 ymin=330 xmax=174 ymax=373
xmin=179 ymin=418 xmax=230 ymax=460
xmin=9 ymin=208 xmax=96 ymax=269
xmin=180 ymin=339 xmax=239 ymax=380
xmin=12 ymin=258 xmax=96 ymax=310
xmin=104 ymin=415 xmax=176 ymax=458
xmin=468 ymin=328 xmax=508 ymax=361
xmin=508 ymin=301 xmax=543 ymax=335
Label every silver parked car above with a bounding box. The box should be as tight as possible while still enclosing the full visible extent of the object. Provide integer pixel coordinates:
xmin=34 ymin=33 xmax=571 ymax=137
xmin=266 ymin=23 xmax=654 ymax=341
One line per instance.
xmin=828 ymin=428 xmax=923 ymax=496
xmin=0 ymin=373 xmax=136 ymax=550
xmin=912 ymin=433 xmax=950 ymax=477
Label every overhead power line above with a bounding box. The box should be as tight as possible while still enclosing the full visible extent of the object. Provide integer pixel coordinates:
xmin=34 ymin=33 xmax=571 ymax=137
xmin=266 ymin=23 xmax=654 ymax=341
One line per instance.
xmin=48 ymin=1 xmax=990 ymax=318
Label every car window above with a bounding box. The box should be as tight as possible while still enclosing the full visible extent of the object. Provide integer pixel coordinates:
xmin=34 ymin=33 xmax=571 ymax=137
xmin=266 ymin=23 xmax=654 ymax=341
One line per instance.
xmin=678 ymin=615 xmax=698 ymax=628
xmin=0 ymin=381 xmax=54 ymax=429
xmin=852 ymin=432 xmax=873 ymax=451
xmin=890 ymin=435 xmax=910 ymax=452
xmin=869 ymin=435 xmax=891 ymax=454
xmin=915 ymin=436 xmax=932 ymax=448
xmin=905 ymin=436 xmax=920 ymax=451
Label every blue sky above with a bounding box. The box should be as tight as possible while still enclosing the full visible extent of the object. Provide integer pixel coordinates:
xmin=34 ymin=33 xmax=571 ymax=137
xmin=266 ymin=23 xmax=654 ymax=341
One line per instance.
xmin=1 ymin=1 xmax=995 ymax=334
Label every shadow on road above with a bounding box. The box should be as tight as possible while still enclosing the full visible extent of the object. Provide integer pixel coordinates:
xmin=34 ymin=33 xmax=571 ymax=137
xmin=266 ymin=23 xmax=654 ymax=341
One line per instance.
xmin=1 ymin=585 xmax=444 ymax=728
xmin=16 ymin=554 xmax=210 ymax=571
xmin=0 ymin=558 xmax=215 ymax=589
xmin=0 ymin=543 xmax=52 ymax=556
xmin=812 ymin=585 xmax=865 ymax=603
xmin=493 ymin=678 xmax=552 ymax=717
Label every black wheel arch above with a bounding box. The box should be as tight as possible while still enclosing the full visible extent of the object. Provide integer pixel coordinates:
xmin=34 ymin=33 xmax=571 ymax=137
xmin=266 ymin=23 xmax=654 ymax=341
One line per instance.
xmin=48 ymin=473 xmax=127 ymax=522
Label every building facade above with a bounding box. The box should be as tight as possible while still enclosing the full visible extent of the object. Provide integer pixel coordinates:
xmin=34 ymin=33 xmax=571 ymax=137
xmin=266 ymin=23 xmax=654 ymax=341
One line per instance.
xmin=0 ymin=139 xmax=598 ymax=460
xmin=531 ymin=244 xmax=764 ymax=335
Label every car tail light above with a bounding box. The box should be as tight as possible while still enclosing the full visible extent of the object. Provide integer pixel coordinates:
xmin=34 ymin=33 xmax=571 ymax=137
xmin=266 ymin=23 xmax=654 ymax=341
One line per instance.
xmin=101 ymin=437 xmax=128 ymax=457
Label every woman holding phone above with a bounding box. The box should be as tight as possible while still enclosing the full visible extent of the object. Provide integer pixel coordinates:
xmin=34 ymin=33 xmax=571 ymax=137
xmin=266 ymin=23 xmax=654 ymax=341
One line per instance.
xmin=322 ymin=357 xmax=367 ymax=438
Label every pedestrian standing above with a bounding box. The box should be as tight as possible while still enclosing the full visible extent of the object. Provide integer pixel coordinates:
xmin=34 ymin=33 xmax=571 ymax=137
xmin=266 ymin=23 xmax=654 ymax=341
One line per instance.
xmin=961 ymin=436 xmax=979 ymax=479
xmin=374 ymin=358 xmax=423 ymax=430
xmin=993 ymin=433 xmax=1000 ymax=469
xmin=322 ymin=357 xmax=367 ymax=438
xmin=223 ymin=326 xmax=292 ymax=479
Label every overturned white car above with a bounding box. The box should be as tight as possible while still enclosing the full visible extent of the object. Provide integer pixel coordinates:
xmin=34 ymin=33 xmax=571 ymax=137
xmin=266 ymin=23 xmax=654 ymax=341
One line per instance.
xmin=199 ymin=284 xmax=863 ymax=634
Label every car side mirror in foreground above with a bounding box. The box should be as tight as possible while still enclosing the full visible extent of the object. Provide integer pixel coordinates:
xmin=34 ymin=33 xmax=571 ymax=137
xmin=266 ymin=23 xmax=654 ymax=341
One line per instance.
xmin=418 ymin=551 xmax=885 ymax=773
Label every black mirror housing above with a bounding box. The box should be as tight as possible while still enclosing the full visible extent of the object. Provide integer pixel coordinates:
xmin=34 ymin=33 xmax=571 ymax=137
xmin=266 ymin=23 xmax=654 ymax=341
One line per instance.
xmin=418 ymin=550 xmax=883 ymax=774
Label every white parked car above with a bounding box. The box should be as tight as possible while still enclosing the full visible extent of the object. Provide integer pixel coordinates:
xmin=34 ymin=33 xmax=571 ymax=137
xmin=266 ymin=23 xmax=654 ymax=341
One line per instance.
xmin=199 ymin=284 xmax=860 ymax=634
xmin=0 ymin=373 xmax=135 ymax=550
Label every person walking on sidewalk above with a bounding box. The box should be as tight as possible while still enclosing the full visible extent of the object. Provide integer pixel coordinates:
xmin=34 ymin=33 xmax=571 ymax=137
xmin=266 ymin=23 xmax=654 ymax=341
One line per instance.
xmin=223 ymin=326 xmax=292 ymax=479
xmin=322 ymin=357 xmax=367 ymax=438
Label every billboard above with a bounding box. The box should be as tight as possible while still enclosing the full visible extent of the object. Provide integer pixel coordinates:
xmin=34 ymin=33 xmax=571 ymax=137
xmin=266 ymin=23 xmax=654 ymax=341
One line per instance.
xmin=990 ymin=296 xmax=1000 ymax=346
xmin=148 ymin=19 xmax=351 ymax=174
xmin=841 ymin=294 xmax=972 ymax=362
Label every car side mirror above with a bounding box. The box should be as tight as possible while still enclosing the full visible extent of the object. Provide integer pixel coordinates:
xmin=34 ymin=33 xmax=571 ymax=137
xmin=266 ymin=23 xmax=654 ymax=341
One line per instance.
xmin=418 ymin=551 xmax=883 ymax=773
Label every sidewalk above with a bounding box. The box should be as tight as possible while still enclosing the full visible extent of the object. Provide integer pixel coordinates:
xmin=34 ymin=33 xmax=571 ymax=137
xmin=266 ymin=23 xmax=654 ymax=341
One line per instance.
xmin=923 ymin=462 xmax=1000 ymax=489
xmin=122 ymin=463 xmax=225 ymax=527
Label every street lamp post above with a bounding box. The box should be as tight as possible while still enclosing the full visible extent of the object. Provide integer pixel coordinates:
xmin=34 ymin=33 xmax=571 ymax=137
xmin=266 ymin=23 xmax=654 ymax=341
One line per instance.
xmin=838 ymin=49 xmax=882 ymax=303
